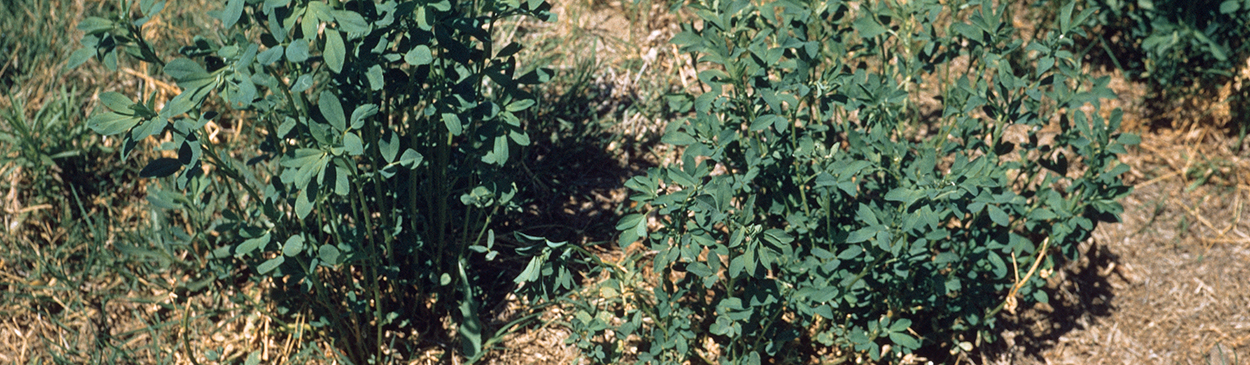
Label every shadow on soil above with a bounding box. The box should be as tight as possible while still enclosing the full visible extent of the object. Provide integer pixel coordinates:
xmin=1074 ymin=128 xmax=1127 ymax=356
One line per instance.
xmin=501 ymin=70 xmax=663 ymax=248
xmin=983 ymin=240 xmax=1122 ymax=364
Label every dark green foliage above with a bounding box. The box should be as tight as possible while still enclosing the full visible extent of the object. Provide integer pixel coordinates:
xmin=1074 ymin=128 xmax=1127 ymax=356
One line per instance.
xmin=1083 ymin=0 xmax=1250 ymax=92
xmin=72 ymin=0 xmax=563 ymax=362
xmin=597 ymin=0 xmax=1136 ymax=362
xmin=1079 ymin=0 xmax=1250 ymax=139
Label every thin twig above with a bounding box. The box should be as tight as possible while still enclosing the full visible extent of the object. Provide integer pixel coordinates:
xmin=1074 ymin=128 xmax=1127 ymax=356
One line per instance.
xmin=1003 ymin=237 xmax=1050 ymax=314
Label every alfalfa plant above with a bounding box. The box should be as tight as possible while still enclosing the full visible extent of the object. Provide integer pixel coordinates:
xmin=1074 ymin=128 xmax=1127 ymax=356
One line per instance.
xmin=587 ymin=0 xmax=1137 ymax=362
xmin=70 ymin=0 xmax=565 ymax=362
xmin=1077 ymin=0 xmax=1250 ymax=144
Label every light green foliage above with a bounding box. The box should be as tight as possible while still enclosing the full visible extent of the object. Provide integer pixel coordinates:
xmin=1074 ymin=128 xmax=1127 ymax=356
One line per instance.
xmin=71 ymin=0 xmax=561 ymax=362
xmin=595 ymin=0 xmax=1137 ymax=362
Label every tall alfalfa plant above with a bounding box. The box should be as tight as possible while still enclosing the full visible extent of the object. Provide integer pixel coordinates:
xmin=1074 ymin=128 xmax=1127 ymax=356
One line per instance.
xmin=69 ymin=0 xmax=567 ymax=362
xmin=590 ymin=0 xmax=1137 ymax=362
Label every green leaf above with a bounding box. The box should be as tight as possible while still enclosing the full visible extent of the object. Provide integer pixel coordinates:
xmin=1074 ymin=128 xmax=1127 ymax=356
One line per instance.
xmin=291 ymin=74 xmax=314 ymax=92
xmin=846 ymin=226 xmax=878 ymax=244
xmin=147 ymin=189 xmax=183 ymax=210
xmin=888 ymin=318 xmax=912 ymax=332
xmin=514 ymin=255 xmax=542 ymax=284
xmin=304 ymin=3 xmax=328 ymax=38
xmin=888 ymin=331 xmax=921 ymax=350
xmin=140 ymin=158 xmax=182 ymax=178
xmin=671 ymin=30 xmax=702 ymax=47
xmin=333 ymin=163 xmax=349 ymax=196
xmin=164 ymin=58 xmax=209 ymax=81
xmin=952 ymin=23 xmax=982 ymax=43
xmin=324 ymin=29 xmax=345 ymax=73
xmin=217 ymin=0 xmax=245 ymax=29
xmin=686 ymin=262 xmax=715 ymax=280
xmin=236 ymin=232 xmax=271 ymax=257
xmin=987 ymin=205 xmax=1010 ymax=226
xmin=1204 ymin=36 xmax=1229 ymax=61
xmin=399 ymin=149 xmax=423 ymax=169
xmin=496 ymin=42 xmax=523 ymax=58
xmin=509 ymin=129 xmax=530 ymax=146
xmin=1037 ymin=56 xmax=1055 ymax=75
xmin=855 ymin=15 xmax=887 ymax=39
xmin=405 ymin=45 xmax=433 ymax=65
xmin=350 ymin=104 xmax=377 ymax=130
xmin=884 ymin=187 xmax=924 ymax=208
xmin=616 ymin=214 xmax=645 ymax=231
xmin=489 ymin=135 xmax=509 ymax=165
xmin=281 ymin=148 xmax=325 ymax=168
xmin=103 ymin=49 xmax=117 ymax=71
xmin=66 ymin=48 xmax=96 ymax=70
xmin=257 ymin=256 xmax=285 ymax=274
xmin=160 ymin=83 xmax=209 ymax=120
xmin=330 ymin=10 xmax=369 ymax=34
xmin=838 ymin=245 xmax=863 ymax=260
xmin=1059 ymin=1 xmax=1074 ymax=32
xmin=1220 ymin=0 xmax=1240 ymax=13
xmin=762 ymin=229 xmax=793 ymax=245
xmin=131 ymin=117 xmax=166 ymax=140
xmin=283 ymin=235 xmax=305 ymax=257
xmin=295 ymin=188 xmax=314 ymax=219
xmin=229 ymin=75 xmax=258 ymax=108
xmin=318 ymin=91 xmax=346 ymax=131
xmin=366 ymin=64 xmax=385 ymax=90
xmin=244 ymin=351 xmax=261 ymax=365
xmin=709 ymin=316 xmax=732 ymax=336
xmin=441 ymin=112 xmax=462 ymax=136
xmin=343 ymin=132 xmax=364 ymax=156
xmin=318 ymin=244 xmax=341 ymax=265
xmin=662 ymin=131 xmax=696 ymax=146
xmin=987 ymin=251 xmax=1007 ymax=279
xmin=99 ymin=92 xmax=134 ymax=113
xmin=457 ymin=262 xmax=484 ymax=360
xmin=516 ymin=67 xmax=552 ymax=84
xmin=286 ymin=39 xmax=310 ymax=63
xmin=667 ymin=167 xmax=697 ymax=188
xmin=506 ymin=99 xmax=535 ymax=112
xmin=1033 ymin=288 xmax=1049 ymax=303
xmin=750 ymin=114 xmax=784 ymax=131
xmin=856 ymin=203 xmax=880 ymax=226
xmin=380 ymin=132 xmax=399 ymax=163
xmin=78 ymin=17 xmax=114 ymax=34
xmin=1116 ymin=133 xmax=1141 ymax=146
xmin=265 ymin=4 xmax=288 ymax=36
